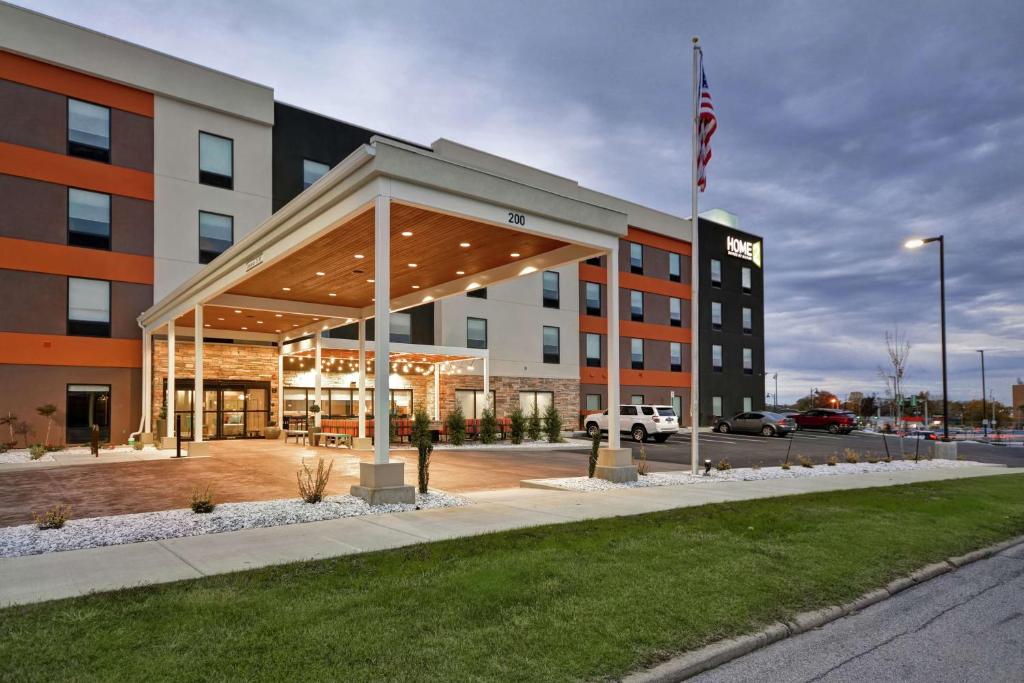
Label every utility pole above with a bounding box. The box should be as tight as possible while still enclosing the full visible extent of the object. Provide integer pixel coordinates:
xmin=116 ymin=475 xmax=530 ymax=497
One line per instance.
xmin=978 ymin=350 xmax=987 ymax=437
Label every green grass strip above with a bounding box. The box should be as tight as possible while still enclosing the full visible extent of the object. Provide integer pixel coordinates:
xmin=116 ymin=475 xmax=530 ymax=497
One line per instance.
xmin=2 ymin=474 xmax=1023 ymax=682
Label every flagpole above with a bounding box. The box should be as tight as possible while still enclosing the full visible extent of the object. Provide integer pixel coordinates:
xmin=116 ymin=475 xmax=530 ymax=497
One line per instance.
xmin=690 ymin=36 xmax=701 ymax=475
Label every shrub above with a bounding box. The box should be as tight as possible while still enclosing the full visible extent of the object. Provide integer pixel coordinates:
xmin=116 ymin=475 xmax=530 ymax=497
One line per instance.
xmin=0 ymin=444 xmax=6 ymax=454
xmin=715 ymin=459 xmax=732 ymax=471
xmin=588 ymin=429 xmax=601 ymax=478
xmin=509 ymin=404 xmax=526 ymax=445
xmin=751 ymin=462 xmax=761 ymax=471
xmin=388 ymin=409 xmax=398 ymax=444
xmin=445 ymin=404 xmax=467 ymax=446
xmin=827 ymin=455 xmax=838 ymax=466
xmin=479 ymin=406 xmax=497 ymax=445
xmin=883 ymin=454 xmax=892 ymax=463
xmin=34 ymin=504 xmax=71 ymax=530
xmin=844 ymin=449 xmax=859 ymax=464
xmin=14 ymin=420 xmax=31 ymax=448
xmin=190 ymin=485 xmax=216 ymax=513
xmin=780 ymin=462 xmax=791 ymax=470
xmin=29 ymin=444 xmax=46 ymax=460
xmin=132 ymin=439 xmax=144 ymax=451
xmin=866 ymin=453 xmax=880 ymax=464
xmin=543 ymin=403 xmax=563 ymax=443
xmin=297 ymin=458 xmax=333 ymax=503
xmin=413 ymin=405 xmax=433 ymax=494
xmin=36 ymin=404 xmax=57 ymax=447
xmin=798 ymin=455 xmax=814 ymax=468
xmin=526 ymin=403 xmax=542 ymax=441
xmin=635 ymin=443 xmax=649 ymax=476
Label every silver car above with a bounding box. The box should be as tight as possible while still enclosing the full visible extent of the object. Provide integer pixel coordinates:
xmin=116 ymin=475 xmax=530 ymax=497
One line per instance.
xmin=713 ymin=411 xmax=794 ymax=437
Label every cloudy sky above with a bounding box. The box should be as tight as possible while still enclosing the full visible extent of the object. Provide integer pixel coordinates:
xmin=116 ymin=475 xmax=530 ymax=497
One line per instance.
xmin=18 ymin=0 xmax=1024 ymax=404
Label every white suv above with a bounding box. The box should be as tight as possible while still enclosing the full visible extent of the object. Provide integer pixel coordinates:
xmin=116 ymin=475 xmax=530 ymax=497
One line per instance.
xmin=585 ymin=405 xmax=680 ymax=443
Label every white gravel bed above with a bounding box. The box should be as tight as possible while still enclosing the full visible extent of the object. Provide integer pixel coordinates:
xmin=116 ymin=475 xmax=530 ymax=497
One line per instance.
xmin=432 ymin=438 xmax=590 ymax=450
xmin=537 ymin=459 xmax=988 ymax=492
xmin=0 ymin=450 xmax=56 ymax=464
xmin=0 ymin=491 xmax=468 ymax=558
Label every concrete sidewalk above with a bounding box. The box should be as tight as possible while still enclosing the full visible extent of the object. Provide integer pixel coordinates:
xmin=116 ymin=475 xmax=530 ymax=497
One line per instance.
xmin=0 ymin=465 xmax=1013 ymax=607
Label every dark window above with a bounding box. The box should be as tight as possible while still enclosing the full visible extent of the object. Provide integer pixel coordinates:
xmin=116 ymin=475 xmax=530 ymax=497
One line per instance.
xmin=711 ymin=259 xmax=722 ymax=287
xmin=390 ymin=312 xmax=412 ymax=343
xmin=742 ymin=267 xmax=752 ymax=294
xmin=621 ymin=405 xmax=638 ymax=416
xmin=585 ymin=333 xmax=601 ymax=367
xmin=630 ymin=290 xmax=644 ymax=322
xmin=641 ymin=406 xmax=655 ymax=415
xmin=199 ymin=132 xmax=234 ymax=189
xmin=711 ymin=301 xmax=722 ymax=331
xmin=67 ymin=99 xmax=110 ymax=163
xmin=671 ymin=342 xmax=682 ymax=372
xmin=199 ymin=211 xmax=233 ymax=264
xmin=543 ymin=326 xmax=560 ymax=364
xmin=585 ymin=256 xmax=602 ymax=266
xmin=467 ymin=287 xmax=487 ymax=299
xmin=66 ymin=384 xmax=111 ymax=443
xmin=67 ymin=188 xmax=110 ymax=250
xmin=302 ymin=159 xmax=330 ymax=189
xmin=712 ymin=344 xmax=723 ymax=372
xmin=585 ymin=394 xmax=601 ymax=411
xmin=67 ymin=277 xmax=110 ymax=337
xmin=742 ymin=307 xmax=752 ymax=334
xmin=669 ymin=252 xmax=681 ymax=282
xmin=629 ymin=242 xmax=643 ymax=274
xmin=631 ymin=338 xmax=644 ymax=370
xmin=467 ymin=317 xmax=487 ymax=349
xmin=585 ymin=282 xmax=601 ymax=316
xmin=542 ymin=271 xmax=560 ymax=308
xmin=670 ymin=297 xmax=682 ymax=327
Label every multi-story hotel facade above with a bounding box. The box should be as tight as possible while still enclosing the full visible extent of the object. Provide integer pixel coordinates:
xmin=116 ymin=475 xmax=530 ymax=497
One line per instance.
xmin=0 ymin=4 xmax=764 ymax=447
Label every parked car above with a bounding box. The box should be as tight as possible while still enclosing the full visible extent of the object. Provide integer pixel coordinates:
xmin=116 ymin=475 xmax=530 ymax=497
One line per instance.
xmin=906 ymin=430 xmax=938 ymax=441
xmin=793 ymin=409 xmax=857 ymax=434
xmin=713 ymin=411 xmax=794 ymax=437
xmin=585 ymin=405 xmax=680 ymax=443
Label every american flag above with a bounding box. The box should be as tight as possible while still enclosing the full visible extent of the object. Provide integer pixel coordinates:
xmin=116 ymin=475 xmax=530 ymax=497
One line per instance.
xmin=696 ymin=58 xmax=717 ymax=192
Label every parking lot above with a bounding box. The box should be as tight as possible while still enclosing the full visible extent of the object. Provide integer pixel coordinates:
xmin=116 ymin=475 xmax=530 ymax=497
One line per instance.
xmin=574 ymin=430 xmax=1024 ymax=469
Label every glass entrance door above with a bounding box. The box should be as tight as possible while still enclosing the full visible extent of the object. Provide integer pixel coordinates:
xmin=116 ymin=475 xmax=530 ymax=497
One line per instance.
xmin=166 ymin=380 xmax=270 ymax=440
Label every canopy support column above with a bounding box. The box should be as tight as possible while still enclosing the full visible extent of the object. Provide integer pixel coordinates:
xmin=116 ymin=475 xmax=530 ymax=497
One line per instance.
xmin=190 ymin=304 xmax=210 ymax=455
xmin=354 ymin=318 xmax=371 ymax=450
xmin=596 ymin=245 xmax=636 ymax=482
xmin=314 ymin=331 xmax=322 ymax=429
xmin=141 ymin=327 xmax=152 ymax=439
xmin=161 ymin=320 xmax=176 ymax=449
xmin=433 ymin=364 xmax=440 ymax=421
xmin=482 ymin=357 xmax=490 ymax=411
xmin=276 ymin=351 xmax=283 ymax=430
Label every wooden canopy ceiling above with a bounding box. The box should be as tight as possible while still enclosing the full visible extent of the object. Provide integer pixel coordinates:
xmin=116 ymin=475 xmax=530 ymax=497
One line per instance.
xmin=176 ymin=305 xmax=330 ymax=335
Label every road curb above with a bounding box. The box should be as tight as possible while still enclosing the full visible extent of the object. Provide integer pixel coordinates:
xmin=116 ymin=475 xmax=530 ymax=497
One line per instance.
xmin=623 ymin=534 xmax=1024 ymax=682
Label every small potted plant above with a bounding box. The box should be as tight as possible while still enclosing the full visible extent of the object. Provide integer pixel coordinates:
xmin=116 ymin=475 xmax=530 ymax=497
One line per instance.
xmin=308 ymin=403 xmax=322 ymax=446
xmin=265 ymin=420 xmax=281 ymax=440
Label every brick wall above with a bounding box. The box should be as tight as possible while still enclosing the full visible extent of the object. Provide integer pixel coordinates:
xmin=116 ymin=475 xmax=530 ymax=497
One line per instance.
xmin=439 ymin=375 xmax=580 ymax=427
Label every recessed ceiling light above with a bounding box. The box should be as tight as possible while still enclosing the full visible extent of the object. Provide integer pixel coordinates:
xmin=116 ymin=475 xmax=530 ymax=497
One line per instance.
xmin=459 ymin=242 xmax=470 ymax=248
xmin=456 ymin=270 xmax=465 ymax=275
xmin=510 ymin=252 xmax=520 ymax=258
xmin=292 ymin=324 xmax=299 ymax=327
xmin=328 ymin=292 xmax=337 ymax=297
xmin=241 ymin=326 xmax=248 ymax=330
xmin=217 ymin=317 xmax=225 ymax=321
xmin=408 ymin=263 xmax=417 ymax=268
xmin=257 ymin=320 xmax=263 ymax=324
xmin=354 ymin=254 xmax=364 ymax=259
xmin=401 ymin=231 xmax=413 ymax=237
xmin=282 ymin=287 xmax=291 ymax=291
xmin=411 ymin=285 xmax=420 ymax=289
xmin=275 ymin=314 xmax=283 ymax=318
xmin=204 ymin=324 xmax=210 ymax=328
xmin=367 ymin=278 xmax=374 ymax=283
xmin=234 ymin=310 xmax=242 ymax=314
xmin=315 ymin=271 xmax=325 ymax=277
xmin=313 ymin=318 xmax=319 ymax=321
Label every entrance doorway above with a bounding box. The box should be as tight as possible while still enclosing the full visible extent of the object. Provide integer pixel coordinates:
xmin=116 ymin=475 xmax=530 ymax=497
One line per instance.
xmin=165 ymin=380 xmax=270 ymax=440
xmin=66 ymin=384 xmax=111 ymax=444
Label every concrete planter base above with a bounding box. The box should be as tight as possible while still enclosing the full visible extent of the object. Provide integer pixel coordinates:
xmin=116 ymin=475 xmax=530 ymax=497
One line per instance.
xmin=350 ymin=461 xmax=415 ymax=504
xmin=596 ymin=447 xmax=638 ymax=483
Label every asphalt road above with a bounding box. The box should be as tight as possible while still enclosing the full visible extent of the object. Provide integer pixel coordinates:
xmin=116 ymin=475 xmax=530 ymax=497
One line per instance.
xmin=578 ymin=430 xmax=1024 ymax=469
xmin=691 ymin=541 xmax=1024 ymax=683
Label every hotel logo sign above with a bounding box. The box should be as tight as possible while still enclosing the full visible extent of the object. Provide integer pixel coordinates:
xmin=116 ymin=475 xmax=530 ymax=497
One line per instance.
xmin=726 ymin=236 xmax=761 ymax=268
xmin=244 ymin=253 xmax=264 ymax=272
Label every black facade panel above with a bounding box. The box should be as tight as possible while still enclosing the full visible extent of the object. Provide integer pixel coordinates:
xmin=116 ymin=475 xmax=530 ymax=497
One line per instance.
xmin=697 ymin=218 xmax=766 ymax=424
xmin=328 ymin=303 xmax=434 ymax=345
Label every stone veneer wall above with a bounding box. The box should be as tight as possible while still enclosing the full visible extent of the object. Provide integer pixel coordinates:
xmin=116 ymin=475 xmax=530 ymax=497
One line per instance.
xmin=282 ymin=369 xmax=436 ymax=417
xmin=439 ymin=375 xmax=580 ymax=427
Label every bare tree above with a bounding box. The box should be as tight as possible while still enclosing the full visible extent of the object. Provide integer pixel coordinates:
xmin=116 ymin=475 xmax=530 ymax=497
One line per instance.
xmin=878 ymin=329 xmax=911 ymax=424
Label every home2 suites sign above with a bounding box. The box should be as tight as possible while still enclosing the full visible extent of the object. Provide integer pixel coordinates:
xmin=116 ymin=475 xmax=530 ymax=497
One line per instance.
xmin=726 ymin=235 xmax=762 ymax=268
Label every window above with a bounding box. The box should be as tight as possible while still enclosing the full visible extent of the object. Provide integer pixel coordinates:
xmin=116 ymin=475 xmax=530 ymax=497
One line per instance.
xmin=712 ymin=344 xmax=723 ymax=371
xmin=743 ymin=347 xmax=753 ymax=374
xmin=743 ymin=396 xmax=753 ymax=412
xmin=467 ymin=317 xmax=487 ymax=349
xmin=66 ymin=384 xmax=111 ymax=443
xmin=67 ymin=99 xmax=110 ymax=162
xmin=519 ymin=390 xmax=553 ymax=415
xmin=669 ymin=252 xmax=681 ymax=282
xmin=670 ymin=297 xmax=682 ymax=327
xmin=68 ymin=277 xmax=110 ymax=337
xmin=712 ymin=396 xmax=722 ymax=417
xmin=742 ymin=307 xmax=752 ymax=334
xmin=621 ymin=405 xmax=638 ymax=415
xmin=742 ymin=267 xmax=752 ymax=293
xmin=631 ymin=338 xmax=644 ymax=370
xmin=630 ymin=290 xmax=644 ymax=321
xmin=585 ymin=282 xmax=601 ymax=316
xmin=585 ymin=256 xmax=602 ymax=266
xmin=711 ymin=301 xmax=722 ymax=330
xmin=585 ymin=333 xmax=602 ymax=367
xmin=467 ymin=287 xmax=487 ymax=299
xmin=67 ymin=188 xmax=110 ymax=249
xmin=542 ymin=326 xmax=560 ymax=364
xmin=455 ymin=389 xmax=496 ymax=419
xmin=630 ymin=395 xmax=644 ymax=405
xmin=198 ymin=211 xmax=233 ymax=264
xmin=199 ymin=132 xmax=233 ymax=189
xmin=670 ymin=342 xmax=682 ymax=372
xmin=711 ymin=258 xmax=722 ymax=287
xmin=302 ymin=159 xmax=330 ymax=189
xmin=629 ymin=243 xmax=643 ymax=274
xmin=672 ymin=395 xmax=682 ymax=418
xmin=585 ymin=394 xmax=602 ymax=411
xmin=542 ymin=271 xmax=560 ymax=308
xmin=391 ymin=312 xmax=412 ymax=343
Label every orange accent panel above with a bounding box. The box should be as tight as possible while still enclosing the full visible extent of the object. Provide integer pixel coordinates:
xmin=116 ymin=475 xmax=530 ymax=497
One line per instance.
xmin=578 ymin=263 xmax=691 ymax=299
xmin=627 ymin=226 xmax=692 ymax=255
xmin=578 ymin=316 xmax=692 ymax=343
xmin=0 ymin=237 xmax=153 ymax=284
xmin=0 ymin=332 xmax=141 ymax=368
xmin=579 ymin=315 xmax=606 ymax=334
xmin=580 ymin=366 xmax=691 ymax=388
xmin=0 ymin=50 xmax=153 ymax=117
xmin=0 ymin=142 xmax=153 ymax=200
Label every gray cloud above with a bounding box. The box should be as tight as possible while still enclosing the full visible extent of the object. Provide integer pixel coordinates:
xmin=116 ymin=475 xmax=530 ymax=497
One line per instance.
xmin=17 ymin=0 xmax=1024 ymax=403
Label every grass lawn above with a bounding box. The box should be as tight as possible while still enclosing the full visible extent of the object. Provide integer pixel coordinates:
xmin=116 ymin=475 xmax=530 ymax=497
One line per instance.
xmin=2 ymin=474 xmax=1023 ymax=682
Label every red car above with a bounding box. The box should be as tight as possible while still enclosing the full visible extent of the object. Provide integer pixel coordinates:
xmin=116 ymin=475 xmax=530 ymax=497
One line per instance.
xmin=793 ymin=409 xmax=857 ymax=434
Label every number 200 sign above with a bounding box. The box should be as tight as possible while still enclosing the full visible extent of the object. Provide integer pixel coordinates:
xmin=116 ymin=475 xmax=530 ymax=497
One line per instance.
xmin=507 ymin=211 xmax=526 ymax=226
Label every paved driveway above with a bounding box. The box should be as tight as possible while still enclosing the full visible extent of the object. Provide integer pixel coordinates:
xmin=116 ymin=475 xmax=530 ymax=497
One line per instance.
xmin=0 ymin=440 xmax=684 ymax=527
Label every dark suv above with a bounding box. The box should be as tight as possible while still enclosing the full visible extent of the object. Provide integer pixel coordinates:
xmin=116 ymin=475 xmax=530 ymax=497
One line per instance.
xmin=793 ymin=409 xmax=857 ymax=434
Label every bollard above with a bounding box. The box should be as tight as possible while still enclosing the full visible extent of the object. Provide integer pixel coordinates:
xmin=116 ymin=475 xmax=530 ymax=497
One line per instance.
xmin=174 ymin=413 xmax=183 ymax=458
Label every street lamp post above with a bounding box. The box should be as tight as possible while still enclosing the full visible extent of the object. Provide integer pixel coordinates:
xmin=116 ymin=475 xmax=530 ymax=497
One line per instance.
xmin=977 ymin=349 xmax=987 ymax=438
xmin=904 ymin=236 xmax=950 ymax=442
